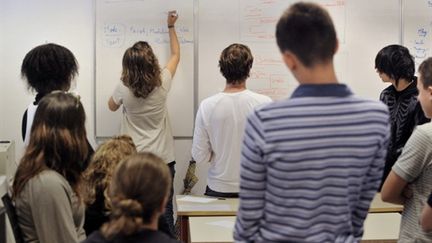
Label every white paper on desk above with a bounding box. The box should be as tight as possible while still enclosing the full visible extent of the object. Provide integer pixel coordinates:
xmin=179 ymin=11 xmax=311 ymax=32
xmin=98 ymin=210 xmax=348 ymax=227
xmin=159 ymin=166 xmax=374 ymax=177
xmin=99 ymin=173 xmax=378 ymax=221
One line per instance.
xmin=180 ymin=204 xmax=231 ymax=211
xmin=206 ymin=220 xmax=235 ymax=229
xmin=177 ymin=196 xmax=218 ymax=203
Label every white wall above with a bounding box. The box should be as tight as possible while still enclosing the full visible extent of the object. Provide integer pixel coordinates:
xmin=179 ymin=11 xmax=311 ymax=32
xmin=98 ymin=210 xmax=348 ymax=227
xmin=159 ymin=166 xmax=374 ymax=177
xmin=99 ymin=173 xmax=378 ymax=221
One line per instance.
xmin=0 ymin=0 xmax=208 ymax=200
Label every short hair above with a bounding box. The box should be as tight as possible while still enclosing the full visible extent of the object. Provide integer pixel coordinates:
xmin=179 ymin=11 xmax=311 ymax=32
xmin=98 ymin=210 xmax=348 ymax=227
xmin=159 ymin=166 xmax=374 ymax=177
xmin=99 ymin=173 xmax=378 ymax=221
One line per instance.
xmin=101 ymin=153 xmax=171 ymax=238
xmin=13 ymin=92 xmax=88 ymax=199
xmin=419 ymin=57 xmax=432 ymax=89
xmin=21 ymin=43 xmax=78 ymax=94
xmin=121 ymin=41 xmax=161 ymax=99
xmin=219 ymin=43 xmax=253 ymax=84
xmin=375 ymin=45 xmax=415 ymax=87
xmin=276 ymin=2 xmax=337 ymax=67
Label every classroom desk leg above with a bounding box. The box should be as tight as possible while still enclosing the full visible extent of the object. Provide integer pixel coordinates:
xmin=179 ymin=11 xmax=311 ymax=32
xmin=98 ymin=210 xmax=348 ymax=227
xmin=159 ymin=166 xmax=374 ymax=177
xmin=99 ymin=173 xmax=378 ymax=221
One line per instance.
xmin=178 ymin=216 xmax=189 ymax=243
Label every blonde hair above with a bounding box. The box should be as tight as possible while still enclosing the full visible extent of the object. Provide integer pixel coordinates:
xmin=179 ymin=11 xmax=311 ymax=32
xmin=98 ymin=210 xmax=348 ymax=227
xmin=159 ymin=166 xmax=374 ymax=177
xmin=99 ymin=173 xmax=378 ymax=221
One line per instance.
xmin=121 ymin=41 xmax=162 ymax=99
xmin=101 ymin=152 xmax=171 ymax=239
xmin=82 ymin=135 xmax=136 ymax=208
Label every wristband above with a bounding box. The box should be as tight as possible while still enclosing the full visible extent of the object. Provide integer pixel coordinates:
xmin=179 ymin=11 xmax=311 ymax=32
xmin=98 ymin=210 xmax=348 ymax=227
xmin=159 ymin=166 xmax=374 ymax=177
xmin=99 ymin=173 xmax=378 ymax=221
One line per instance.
xmin=168 ymin=25 xmax=175 ymax=28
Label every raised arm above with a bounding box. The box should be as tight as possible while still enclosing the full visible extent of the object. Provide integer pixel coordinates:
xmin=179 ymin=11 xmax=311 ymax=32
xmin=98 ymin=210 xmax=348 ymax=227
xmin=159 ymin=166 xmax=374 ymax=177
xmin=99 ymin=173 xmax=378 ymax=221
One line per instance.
xmin=165 ymin=10 xmax=180 ymax=77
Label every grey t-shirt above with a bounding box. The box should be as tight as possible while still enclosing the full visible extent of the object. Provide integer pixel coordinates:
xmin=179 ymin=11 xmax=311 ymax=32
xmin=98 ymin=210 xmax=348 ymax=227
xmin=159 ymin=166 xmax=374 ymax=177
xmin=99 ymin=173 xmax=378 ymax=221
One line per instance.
xmin=15 ymin=170 xmax=86 ymax=243
xmin=112 ymin=68 xmax=175 ymax=163
xmin=393 ymin=122 xmax=432 ymax=242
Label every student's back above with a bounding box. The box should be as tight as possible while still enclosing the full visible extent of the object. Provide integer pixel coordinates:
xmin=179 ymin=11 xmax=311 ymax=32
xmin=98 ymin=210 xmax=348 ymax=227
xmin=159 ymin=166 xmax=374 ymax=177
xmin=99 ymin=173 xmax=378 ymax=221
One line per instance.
xmin=237 ymin=90 xmax=388 ymax=241
xmin=234 ymin=3 xmax=389 ymax=242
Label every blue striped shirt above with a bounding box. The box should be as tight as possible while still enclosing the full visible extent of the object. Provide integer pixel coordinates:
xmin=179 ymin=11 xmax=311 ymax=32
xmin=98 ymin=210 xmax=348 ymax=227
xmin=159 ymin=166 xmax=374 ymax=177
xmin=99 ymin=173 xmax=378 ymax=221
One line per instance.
xmin=234 ymin=84 xmax=390 ymax=243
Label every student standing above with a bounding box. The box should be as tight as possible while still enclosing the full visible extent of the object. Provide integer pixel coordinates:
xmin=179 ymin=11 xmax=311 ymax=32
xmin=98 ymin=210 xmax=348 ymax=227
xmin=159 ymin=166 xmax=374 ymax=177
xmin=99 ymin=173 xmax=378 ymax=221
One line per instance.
xmin=13 ymin=92 xmax=89 ymax=243
xmin=108 ymin=11 xmax=180 ymax=233
xmin=375 ymin=45 xmax=429 ymax=188
xmin=84 ymin=153 xmax=179 ymax=243
xmin=192 ymin=43 xmax=271 ymax=197
xmin=234 ymin=3 xmax=390 ymax=242
xmin=20 ymin=43 xmax=94 ymax=168
xmin=382 ymin=57 xmax=432 ymax=242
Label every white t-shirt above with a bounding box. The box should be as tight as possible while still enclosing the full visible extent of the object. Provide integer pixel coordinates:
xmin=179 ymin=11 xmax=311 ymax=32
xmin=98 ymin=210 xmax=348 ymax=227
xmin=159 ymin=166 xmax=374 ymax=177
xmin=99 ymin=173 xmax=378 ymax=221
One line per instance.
xmin=192 ymin=89 xmax=272 ymax=193
xmin=112 ymin=68 xmax=175 ymax=163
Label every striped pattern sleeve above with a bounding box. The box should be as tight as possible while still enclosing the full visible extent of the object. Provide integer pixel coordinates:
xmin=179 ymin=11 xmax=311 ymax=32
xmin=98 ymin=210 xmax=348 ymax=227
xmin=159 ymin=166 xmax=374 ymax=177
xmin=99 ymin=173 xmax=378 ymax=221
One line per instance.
xmin=352 ymin=125 xmax=390 ymax=238
xmin=234 ymin=110 xmax=267 ymax=242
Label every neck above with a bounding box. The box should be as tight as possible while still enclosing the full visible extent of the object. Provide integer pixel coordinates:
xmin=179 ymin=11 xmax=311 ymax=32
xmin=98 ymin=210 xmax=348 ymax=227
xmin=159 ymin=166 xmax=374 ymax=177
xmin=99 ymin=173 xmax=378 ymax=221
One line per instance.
xmin=223 ymin=81 xmax=246 ymax=93
xmin=296 ymin=62 xmax=338 ymax=85
xmin=393 ymin=78 xmax=412 ymax=91
xmin=141 ymin=214 xmax=159 ymax=231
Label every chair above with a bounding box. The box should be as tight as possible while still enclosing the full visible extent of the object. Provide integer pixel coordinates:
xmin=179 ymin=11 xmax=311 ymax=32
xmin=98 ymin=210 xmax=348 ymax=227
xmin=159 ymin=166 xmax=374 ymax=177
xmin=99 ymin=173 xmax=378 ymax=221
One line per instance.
xmin=1 ymin=194 xmax=25 ymax=243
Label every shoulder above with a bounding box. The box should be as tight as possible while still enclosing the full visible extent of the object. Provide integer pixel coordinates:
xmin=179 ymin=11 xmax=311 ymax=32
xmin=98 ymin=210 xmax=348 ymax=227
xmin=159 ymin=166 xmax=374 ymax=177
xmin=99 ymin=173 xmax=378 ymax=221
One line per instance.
xmin=199 ymin=93 xmax=224 ymax=110
xmin=244 ymin=90 xmax=272 ymax=103
xmin=161 ymin=68 xmax=172 ymax=81
xmin=142 ymin=230 xmax=179 ymax=243
xmin=28 ymin=170 xmax=72 ymax=196
xmin=83 ymin=231 xmax=108 ymax=243
xmin=413 ymin=122 xmax=432 ymax=141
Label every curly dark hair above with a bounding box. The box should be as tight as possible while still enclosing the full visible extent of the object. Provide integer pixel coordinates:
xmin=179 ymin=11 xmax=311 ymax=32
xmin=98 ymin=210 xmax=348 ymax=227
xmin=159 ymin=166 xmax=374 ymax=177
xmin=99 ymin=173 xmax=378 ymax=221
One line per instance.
xmin=375 ymin=45 xmax=415 ymax=87
xmin=21 ymin=43 xmax=78 ymax=94
xmin=121 ymin=41 xmax=162 ymax=99
xmin=276 ymin=2 xmax=337 ymax=67
xmin=218 ymin=43 xmax=253 ymax=84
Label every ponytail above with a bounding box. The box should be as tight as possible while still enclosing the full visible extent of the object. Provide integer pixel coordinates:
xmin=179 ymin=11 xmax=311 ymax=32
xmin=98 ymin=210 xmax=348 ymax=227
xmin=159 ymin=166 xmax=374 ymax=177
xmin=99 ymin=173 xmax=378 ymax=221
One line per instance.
xmin=101 ymin=198 xmax=144 ymax=239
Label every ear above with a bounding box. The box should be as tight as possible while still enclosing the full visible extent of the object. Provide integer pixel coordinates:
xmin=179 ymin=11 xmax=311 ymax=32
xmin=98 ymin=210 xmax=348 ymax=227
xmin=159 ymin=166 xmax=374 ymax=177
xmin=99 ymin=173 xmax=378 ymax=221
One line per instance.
xmin=427 ymin=86 xmax=432 ymax=99
xmin=282 ymin=51 xmax=296 ymax=71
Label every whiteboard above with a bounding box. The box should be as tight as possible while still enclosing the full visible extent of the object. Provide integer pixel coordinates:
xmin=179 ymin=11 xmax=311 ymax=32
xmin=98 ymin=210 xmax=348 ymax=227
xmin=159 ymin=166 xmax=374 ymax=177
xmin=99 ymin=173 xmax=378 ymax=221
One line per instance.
xmin=95 ymin=0 xmax=194 ymax=138
xmin=403 ymin=0 xmax=432 ymax=68
xmin=198 ymin=0 xmax=399 ymax=102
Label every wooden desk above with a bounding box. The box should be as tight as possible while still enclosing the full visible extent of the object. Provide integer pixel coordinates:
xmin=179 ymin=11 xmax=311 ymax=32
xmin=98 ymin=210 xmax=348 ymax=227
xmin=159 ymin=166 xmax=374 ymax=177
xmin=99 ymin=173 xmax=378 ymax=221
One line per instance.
xmin=176 ymin=195 xmax=238 ymax=242
xmin=369 ymin=193 xmax=403 ymax=213
xmin=188 ymin=213 xmax=401 ymax=243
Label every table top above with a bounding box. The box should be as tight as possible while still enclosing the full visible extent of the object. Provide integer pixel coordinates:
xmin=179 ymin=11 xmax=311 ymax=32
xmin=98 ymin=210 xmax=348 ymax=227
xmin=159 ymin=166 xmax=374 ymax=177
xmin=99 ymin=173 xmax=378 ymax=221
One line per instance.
xmin=369 ymin=193 xmax=403 ymax=213
xmin=176 ymin=193 xmax=402 ymax=217
xmin=188 ymin=213 xmax=401 ymax=243
xmin=176 ymin=195 xmax=238 ymax=216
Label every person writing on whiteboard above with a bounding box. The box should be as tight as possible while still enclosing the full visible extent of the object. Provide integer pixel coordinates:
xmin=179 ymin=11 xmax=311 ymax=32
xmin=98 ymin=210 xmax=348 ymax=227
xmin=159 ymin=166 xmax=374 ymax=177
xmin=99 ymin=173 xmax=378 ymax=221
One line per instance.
xmin=234 ymin=3 xmax=390 ymax=241
xmin=375 ymin=45 xmax=429 ymax=190
xmin=192 ymin=44 xmax=271 ymax=198
xmin=107 ymin=11 xmax=179 ymax=235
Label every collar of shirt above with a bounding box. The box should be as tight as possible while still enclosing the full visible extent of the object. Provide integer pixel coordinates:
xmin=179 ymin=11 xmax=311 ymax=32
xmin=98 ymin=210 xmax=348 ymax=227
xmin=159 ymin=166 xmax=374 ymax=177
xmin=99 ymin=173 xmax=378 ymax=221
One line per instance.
xmin=291 ymin=83 xmax=353 ymax=98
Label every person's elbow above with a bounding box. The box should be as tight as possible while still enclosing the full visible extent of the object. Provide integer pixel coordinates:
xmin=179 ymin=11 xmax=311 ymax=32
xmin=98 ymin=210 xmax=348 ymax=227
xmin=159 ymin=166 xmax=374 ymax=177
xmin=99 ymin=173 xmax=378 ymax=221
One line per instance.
xmin=108 ymin=97 xmax=120 ymax=111
xmin=421 ymin=205 xmax=432 ymax=232
xmin=191 ymin=148 xmax=211 ymax=164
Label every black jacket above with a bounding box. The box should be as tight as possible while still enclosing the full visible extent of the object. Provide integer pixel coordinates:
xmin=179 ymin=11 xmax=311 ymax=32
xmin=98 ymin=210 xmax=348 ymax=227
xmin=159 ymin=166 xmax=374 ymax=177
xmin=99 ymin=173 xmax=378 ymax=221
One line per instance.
xmin=379 ymin=80 xmax=429 ymax=188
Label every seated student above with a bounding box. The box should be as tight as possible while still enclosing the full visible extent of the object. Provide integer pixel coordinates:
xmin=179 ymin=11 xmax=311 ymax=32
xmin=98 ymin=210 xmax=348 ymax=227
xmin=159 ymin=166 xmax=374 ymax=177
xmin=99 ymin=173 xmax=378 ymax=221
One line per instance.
xmin=375 ymin=45 xmax=429 ymax=189
xmin=234 ymin=3 xmax=390 ymax=242
xmin=421 ymin=193 xmax=432 ymax=232
xmin=191 ymin=43 xmax=271 ymax=198
xmin=382 ymin=57 xmax=432 ymax=242
xmin=83 ymin=135 xmax=137 ymax=235
xmin=20 ymin=43 xmax=94 ymax=168
xmin=13 ymin=92 xmax=89 ymax=243
xmin=84 ymin=153 xmax=179 ymax=243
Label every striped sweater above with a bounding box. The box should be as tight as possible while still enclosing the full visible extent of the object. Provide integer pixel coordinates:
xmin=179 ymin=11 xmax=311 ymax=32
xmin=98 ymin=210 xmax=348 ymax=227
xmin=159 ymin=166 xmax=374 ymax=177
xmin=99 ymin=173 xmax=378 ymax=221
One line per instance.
xmin=234 ymin=84 xmax=390 ymax=243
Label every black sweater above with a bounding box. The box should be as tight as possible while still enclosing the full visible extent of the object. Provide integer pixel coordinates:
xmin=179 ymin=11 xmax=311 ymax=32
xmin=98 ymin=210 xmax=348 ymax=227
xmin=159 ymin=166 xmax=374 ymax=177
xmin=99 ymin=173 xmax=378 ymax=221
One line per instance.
xmin=379 ymin=80 xmax=430 ymax=187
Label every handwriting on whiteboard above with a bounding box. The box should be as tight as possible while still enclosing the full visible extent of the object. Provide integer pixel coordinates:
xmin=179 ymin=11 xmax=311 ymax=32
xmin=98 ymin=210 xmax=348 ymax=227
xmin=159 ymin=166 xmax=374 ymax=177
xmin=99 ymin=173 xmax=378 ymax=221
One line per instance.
xmin=102 ymin=23 xmax=193 ymax=48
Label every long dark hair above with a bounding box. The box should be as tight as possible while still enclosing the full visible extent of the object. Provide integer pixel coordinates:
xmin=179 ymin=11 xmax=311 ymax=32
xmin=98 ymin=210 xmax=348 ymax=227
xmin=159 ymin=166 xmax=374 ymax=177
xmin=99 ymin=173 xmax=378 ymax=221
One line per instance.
xmin=121 ymin=41 xmax=162 ymax=99
xmin=13 ymin=92 xmax=88 ymax=199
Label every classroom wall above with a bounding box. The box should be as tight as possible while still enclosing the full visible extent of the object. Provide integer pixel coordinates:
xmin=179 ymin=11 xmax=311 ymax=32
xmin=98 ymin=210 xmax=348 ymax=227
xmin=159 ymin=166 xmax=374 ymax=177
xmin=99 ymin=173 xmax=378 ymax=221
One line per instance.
xmin=0 ymin=0 xmax=209 ymax=198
